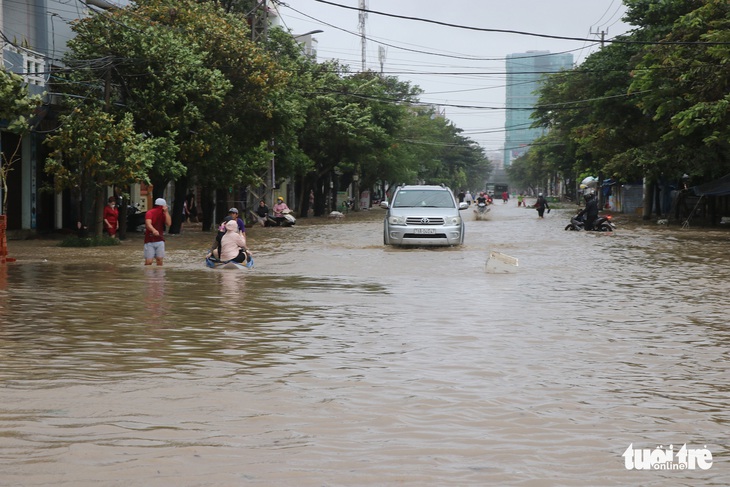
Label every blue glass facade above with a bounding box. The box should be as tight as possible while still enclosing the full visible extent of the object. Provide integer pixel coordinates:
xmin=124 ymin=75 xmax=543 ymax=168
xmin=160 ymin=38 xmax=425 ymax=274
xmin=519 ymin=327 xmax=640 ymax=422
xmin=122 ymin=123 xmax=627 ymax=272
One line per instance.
xmin=504 ymin=51 xmax=573 ymax=166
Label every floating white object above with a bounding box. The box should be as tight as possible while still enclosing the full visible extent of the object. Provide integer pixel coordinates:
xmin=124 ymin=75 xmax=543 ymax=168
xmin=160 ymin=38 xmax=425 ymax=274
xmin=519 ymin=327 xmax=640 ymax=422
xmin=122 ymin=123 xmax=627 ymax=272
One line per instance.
xmin=486 ymin=251 xmax=518 ymax=274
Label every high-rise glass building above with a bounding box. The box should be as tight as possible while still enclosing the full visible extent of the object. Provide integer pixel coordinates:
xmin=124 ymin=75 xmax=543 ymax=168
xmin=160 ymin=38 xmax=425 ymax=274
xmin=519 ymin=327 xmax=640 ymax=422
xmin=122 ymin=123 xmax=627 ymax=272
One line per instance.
xmin=504 ymin=51 xmax=573 ymax=166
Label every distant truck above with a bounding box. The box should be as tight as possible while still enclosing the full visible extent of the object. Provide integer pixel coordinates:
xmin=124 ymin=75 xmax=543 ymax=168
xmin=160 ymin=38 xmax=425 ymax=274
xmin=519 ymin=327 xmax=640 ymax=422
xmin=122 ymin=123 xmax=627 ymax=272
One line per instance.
xmin=494 ymin=184 xmax=509 ymax=195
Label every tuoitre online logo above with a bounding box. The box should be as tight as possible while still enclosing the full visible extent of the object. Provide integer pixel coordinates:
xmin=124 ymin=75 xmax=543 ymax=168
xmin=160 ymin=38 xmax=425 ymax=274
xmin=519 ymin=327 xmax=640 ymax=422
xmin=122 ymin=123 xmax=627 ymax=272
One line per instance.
xmin=623 ymin=444 xmax=713 ymax=470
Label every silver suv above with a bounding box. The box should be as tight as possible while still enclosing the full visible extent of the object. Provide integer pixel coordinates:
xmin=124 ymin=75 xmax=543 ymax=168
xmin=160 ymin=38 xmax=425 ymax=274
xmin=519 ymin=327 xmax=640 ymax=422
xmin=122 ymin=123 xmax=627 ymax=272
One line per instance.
xmin=381 ymin=184 xmax=467 ymax=246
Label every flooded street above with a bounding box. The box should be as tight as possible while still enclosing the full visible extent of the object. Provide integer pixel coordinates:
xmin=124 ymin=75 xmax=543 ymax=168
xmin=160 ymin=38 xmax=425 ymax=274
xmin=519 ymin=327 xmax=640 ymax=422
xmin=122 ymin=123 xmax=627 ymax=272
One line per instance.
xmin=2 ymin=203 xmax=729 ymax=486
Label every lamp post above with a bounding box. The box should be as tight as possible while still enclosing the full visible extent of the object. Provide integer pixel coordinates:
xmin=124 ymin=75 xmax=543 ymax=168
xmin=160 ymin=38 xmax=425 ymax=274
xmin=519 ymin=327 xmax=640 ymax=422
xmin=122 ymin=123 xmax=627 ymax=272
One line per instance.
xmin=293 ymin=30 xmax=323 ymax=58
xmin=292 ymin=30 xmax=324 ymax=39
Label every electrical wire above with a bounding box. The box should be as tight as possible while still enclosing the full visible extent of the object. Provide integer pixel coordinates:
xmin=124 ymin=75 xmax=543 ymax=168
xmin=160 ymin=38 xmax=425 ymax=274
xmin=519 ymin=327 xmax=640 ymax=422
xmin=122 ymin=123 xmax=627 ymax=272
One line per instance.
xmin=277 ymin=1 xmax=605 ymax=62
xmin=310 ymin=0 xmax=730 ymax=46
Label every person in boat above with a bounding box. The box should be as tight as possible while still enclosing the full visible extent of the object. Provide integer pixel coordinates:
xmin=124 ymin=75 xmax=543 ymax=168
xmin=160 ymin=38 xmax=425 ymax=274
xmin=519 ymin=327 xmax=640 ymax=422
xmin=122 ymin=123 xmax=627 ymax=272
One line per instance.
xmin=228 ymin=207 xmax=246 ymax=234
xmin=214 ymin=219 xmax=250 ymax=263
xmin=272 ymin=197 xmax=291 ymax=225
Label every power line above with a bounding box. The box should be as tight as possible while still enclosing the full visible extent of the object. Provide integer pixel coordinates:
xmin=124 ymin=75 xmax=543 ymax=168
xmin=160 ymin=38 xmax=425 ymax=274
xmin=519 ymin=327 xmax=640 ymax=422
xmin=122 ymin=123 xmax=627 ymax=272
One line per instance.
xmin=277 ymin=1 xmax=602 ymax=62
xmin=311 ymin=0 xmax=730 ymax=46
xmin=304 ymin=88 xmax=653 ymax=111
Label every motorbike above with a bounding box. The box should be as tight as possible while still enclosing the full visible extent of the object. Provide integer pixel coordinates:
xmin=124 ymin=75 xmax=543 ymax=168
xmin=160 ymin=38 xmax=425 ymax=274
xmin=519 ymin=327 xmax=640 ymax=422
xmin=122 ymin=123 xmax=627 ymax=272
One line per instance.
xmin=565 ymin=212 xmax=615 ymax=232
xmin=473 ymin=202 xmax=490 ymax=220
xmin=266 ymin=209 xmax=296 ymax=227
xmin=126 ymin=205 xmax=147 ymax=232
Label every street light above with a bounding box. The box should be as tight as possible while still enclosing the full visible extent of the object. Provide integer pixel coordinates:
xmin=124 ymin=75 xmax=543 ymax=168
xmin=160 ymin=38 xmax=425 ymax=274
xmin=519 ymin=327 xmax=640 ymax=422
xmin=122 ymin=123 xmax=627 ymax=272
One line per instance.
xmin=292 ymin=30 xmax=324 ymax=39
xmin=292 ymin=30 xmax=323 ymax=59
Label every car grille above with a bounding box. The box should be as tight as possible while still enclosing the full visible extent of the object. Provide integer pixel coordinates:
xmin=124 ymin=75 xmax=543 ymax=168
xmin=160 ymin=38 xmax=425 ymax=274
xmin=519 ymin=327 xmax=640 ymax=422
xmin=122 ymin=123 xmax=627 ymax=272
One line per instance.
xmin=403 ymin=232 xmax=447 ymax=239
xmin=406 ymin=217 xmax=444 ymax=225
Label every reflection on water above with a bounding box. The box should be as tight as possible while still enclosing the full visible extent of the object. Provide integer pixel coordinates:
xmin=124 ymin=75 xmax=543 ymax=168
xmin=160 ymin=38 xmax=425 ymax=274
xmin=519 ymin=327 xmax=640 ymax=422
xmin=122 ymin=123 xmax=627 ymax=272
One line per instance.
xmin=1 ymin=208 xmax=729 ymax=486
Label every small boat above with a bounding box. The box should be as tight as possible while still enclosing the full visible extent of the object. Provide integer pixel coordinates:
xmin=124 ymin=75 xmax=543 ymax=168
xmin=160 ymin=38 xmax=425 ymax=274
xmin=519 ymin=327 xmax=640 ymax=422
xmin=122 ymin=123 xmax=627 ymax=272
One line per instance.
xmin=205 ymin=254 xmax=254 ymax=270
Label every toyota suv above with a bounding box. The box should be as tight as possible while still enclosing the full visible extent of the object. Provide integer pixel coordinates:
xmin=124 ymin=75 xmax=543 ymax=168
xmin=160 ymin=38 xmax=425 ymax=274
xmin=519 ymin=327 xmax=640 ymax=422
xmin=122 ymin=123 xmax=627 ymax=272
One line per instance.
xmin=381 ymin=184 xmax=468 ymax=246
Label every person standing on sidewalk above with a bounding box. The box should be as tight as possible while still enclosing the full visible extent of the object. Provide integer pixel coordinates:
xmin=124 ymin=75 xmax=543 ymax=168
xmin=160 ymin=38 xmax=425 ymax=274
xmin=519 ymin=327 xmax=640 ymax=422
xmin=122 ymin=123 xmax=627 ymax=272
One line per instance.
xmin=144 ymin=198 xmax=172 ymax=266
xmin=103 ymin=196 xmax=119 ymax=238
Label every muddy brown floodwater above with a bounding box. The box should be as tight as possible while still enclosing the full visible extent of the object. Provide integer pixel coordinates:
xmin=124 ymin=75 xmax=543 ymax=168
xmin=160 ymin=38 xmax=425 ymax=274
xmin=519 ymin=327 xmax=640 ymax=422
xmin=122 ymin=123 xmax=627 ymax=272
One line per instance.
xmin=1 ymin=203 xmax=729 ymax=486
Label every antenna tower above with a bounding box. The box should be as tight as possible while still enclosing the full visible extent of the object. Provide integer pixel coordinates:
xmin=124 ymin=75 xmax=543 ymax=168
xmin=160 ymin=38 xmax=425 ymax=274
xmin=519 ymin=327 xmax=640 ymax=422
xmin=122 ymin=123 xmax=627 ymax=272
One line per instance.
xmin=251 ymin=0 xmax=269 ymax=42
xmin=359 ymin=0 xmax=368 ymax=71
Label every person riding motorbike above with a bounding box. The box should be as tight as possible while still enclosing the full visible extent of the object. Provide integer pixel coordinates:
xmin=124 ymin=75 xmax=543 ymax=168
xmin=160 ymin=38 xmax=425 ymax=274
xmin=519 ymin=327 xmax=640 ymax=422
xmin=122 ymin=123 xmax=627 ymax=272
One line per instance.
xmin=476 ymin=192 xmax=488 ymax=205
xmin=577 ymin=191 xmax=599 ymax=230
xmin=272 ymin=197 xmax=291 ymax=225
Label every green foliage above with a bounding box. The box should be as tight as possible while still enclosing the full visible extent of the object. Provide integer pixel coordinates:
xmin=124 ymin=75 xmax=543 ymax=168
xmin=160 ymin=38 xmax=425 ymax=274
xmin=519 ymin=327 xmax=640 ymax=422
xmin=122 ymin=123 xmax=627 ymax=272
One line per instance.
xmin=0 ymin=69 xmax=41 ymax=213
xmin=44 ymin=102 xmax=165 ymax=192
xmin=52 ymin=0 xmax=285 ymax=190
xmin=630 ymin=0 xmax=730 ymax=172
xmin=525 ymin=0 xmax=730 ymax=189
xmin=46 ymin=0 xmax=489 ymax=219
xmin=0 ymin=69 xmax=40 ymax=133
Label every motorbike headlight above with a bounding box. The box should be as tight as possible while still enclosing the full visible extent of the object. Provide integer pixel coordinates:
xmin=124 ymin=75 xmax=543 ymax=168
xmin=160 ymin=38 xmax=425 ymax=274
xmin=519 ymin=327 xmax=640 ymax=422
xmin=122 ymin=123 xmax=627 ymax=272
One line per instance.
xmin=388 ymin=215 xmax=406 ymax=225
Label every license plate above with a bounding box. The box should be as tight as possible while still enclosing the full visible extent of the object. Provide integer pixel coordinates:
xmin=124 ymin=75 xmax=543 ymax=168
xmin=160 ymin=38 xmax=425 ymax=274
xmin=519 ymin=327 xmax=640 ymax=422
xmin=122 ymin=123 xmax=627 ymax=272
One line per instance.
xmin=414 ymin=228 xmax=436 ymax=234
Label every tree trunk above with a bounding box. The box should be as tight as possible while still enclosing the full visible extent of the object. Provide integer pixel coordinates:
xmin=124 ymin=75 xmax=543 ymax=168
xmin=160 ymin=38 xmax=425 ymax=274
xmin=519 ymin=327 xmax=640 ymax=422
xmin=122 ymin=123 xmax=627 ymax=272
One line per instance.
xmin=296 ymin=175 xmax=308 ymax=219
xmin=118 ymin=187 xmax=128 ymax=240
xmin=200 ymin=185 xmax=215 ymax=232
xmin=77 ymin=187 xmax=92 ymax=238
xmin=642 ymin=178 xmax=653 ymax=220
xmin=314 ymin=175 xmax=327 ymax=217
xmin=169 ymin=177 xmax=187 ymax=234
xmin=94 ymin=188 xmax=105 ymax=238
xmin=654 ymin=182 xmax=662 ymax=217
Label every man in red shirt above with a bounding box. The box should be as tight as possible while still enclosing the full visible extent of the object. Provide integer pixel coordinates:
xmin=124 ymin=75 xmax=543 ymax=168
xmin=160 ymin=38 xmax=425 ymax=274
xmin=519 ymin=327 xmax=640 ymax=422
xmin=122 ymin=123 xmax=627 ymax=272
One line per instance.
xmin=144 ymin=198 xmax=172 ymax=266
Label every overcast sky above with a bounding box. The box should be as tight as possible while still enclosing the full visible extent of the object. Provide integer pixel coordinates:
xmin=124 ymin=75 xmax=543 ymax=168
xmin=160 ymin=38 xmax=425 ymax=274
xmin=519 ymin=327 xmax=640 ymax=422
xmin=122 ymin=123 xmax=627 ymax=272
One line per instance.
xmin=276 ymin=0 xmax=633 ymax=154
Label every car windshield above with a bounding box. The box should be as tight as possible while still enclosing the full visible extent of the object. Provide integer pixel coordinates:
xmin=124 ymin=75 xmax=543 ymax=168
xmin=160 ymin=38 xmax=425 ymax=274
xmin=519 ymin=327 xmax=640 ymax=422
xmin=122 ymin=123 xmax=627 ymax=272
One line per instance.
xmin=392 ymin=190 xmax=455 ymax=208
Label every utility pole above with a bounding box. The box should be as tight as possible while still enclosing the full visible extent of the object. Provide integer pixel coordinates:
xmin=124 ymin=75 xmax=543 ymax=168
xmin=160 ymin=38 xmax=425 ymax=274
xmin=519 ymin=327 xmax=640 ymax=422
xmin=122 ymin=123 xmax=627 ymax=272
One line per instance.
xmin=378 ymin=46 xmax=387 ymax=74
xmin=250 ymin=1 xmax=275 ymax=209
xmin=590 ymin=27 xmax=607 ymax=48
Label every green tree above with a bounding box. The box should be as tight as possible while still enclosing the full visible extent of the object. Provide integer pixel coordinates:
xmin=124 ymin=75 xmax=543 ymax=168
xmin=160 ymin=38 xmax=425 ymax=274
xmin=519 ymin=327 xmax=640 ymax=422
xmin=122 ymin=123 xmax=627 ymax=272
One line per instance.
xmin=0 ymin=69 xmax=40 ymax=215
xmin=531 ymin=40 xmax=649 ymax=184
xmin=44 ymin=102 xmax=176 ymax=237
xmin=53 ymin=0 xmax=285 ymax=231
xmin=295 ymin=65 xmax=389 ymax=215
xmin=629 ymin=0 xmax=730 ymax=179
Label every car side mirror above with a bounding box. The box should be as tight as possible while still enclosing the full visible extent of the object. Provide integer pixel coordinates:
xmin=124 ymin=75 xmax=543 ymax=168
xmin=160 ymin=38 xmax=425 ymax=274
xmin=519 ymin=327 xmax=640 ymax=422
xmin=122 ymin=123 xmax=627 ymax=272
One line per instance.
xmin=380 ymin=201 xmax=389 ymax=209
xmin=459 ymin=202 xmax=468 ymax=210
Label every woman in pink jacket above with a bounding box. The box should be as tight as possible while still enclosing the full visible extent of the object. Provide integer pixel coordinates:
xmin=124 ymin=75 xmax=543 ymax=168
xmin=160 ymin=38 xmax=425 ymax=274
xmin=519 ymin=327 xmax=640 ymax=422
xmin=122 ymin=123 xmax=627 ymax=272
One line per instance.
xmin=219 ymin=219 xmax=249 ymax=263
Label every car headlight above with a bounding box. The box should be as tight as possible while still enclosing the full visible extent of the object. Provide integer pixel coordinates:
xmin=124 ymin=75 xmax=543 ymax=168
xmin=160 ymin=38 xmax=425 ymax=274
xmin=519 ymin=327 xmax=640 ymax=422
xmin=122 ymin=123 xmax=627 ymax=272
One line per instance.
xmin=388 ymin=215 xmax=406 ymax=225
xmin=448 ymin=216 xmax=462 ymax=226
